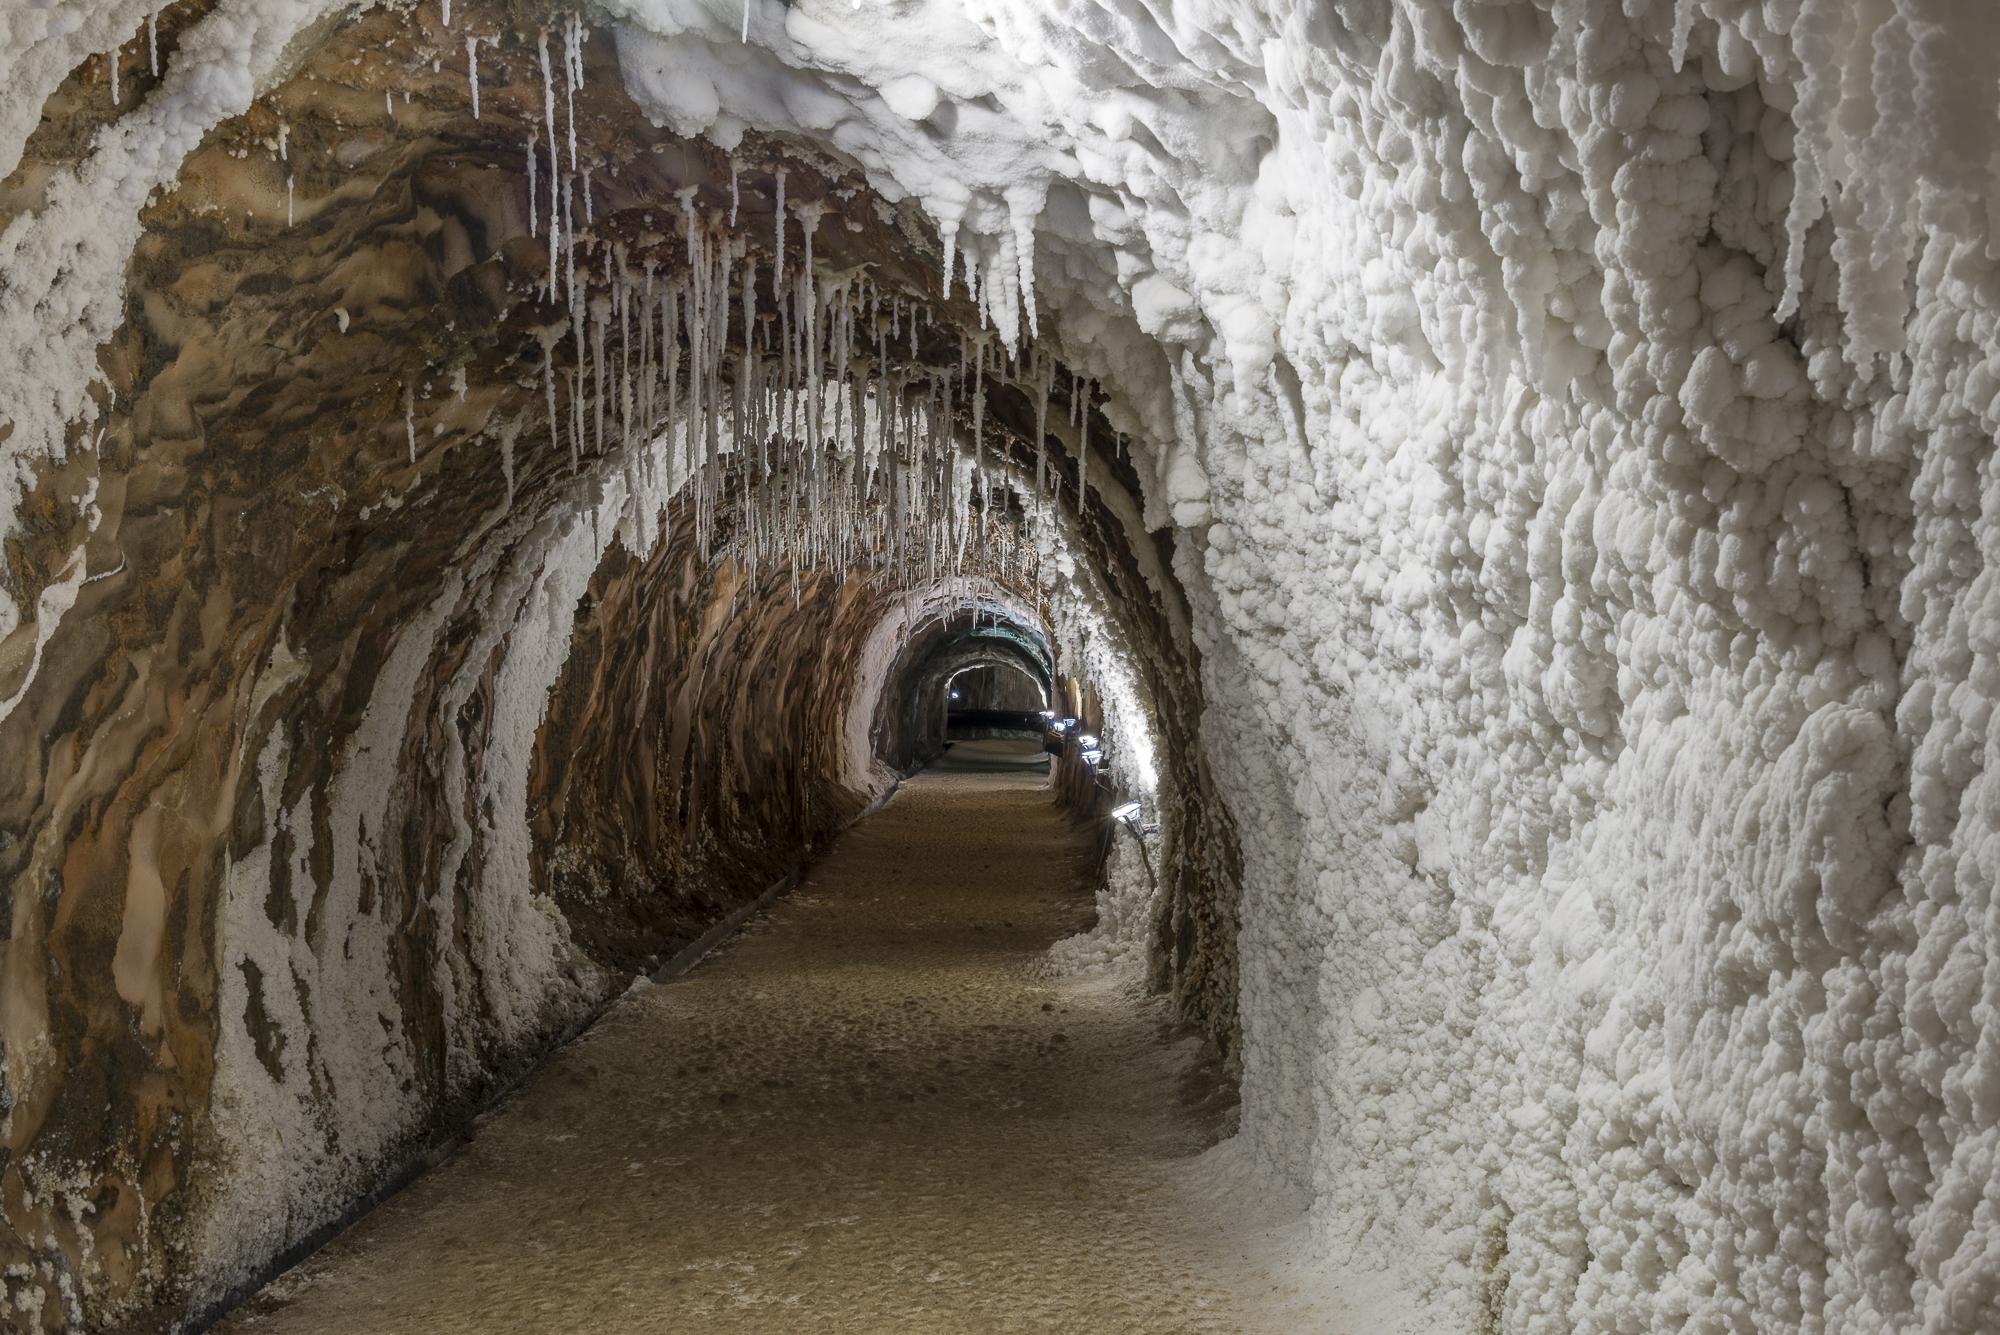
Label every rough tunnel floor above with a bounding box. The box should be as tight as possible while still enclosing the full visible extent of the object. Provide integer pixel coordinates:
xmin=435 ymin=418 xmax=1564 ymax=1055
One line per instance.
xmin=218 ymin=740 xmax=1295 ymax=1333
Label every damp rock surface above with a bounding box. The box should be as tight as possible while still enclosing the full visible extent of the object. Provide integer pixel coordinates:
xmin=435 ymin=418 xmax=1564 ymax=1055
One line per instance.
xmin=218 ymin=741 xmax=1280 ymax=1333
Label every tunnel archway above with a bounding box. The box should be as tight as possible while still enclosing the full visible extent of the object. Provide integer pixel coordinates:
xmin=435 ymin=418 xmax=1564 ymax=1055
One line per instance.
xmin=946 ymin=659 xmax=1047 ymax=715
xmin=0 ymin=7 xmax=1237 ymax=1325
xmin=880 ymin=604 xmax=1058 ymax=757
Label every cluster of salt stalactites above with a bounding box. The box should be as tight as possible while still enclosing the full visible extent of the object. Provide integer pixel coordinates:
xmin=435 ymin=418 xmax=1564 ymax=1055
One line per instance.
xmin=38 ymin=1 xmax=1113 ymax=691
xmin=522 ymin=181 xmax=1086 ymax=612
xmin=484 ymin=21 xmax=1099 ymax=609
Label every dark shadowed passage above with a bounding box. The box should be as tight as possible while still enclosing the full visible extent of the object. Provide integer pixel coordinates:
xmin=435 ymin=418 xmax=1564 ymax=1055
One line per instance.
xmin=217 ymin=742 xmax=1289 ymax=1333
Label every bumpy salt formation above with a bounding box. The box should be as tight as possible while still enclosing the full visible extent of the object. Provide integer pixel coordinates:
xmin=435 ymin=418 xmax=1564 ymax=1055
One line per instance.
xmin=3 ymin=0 xmax=2000 ymax=1331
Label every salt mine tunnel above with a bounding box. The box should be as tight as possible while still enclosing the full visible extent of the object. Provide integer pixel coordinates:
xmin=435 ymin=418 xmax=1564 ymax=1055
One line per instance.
xmin=4 ymin=0 xmax=2000 ymax=1331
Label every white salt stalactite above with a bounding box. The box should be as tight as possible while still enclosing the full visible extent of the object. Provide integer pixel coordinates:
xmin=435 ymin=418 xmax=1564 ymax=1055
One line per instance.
xmin=640 ymin=261 xmax=655 ymax=435
xmin=562 ymin=171 xmax=577 ymax=308
xmin=564 ymin=14 xmax=580 ymax=171
xmin=147 ymin=11 xmax=158 ymax=77
xmin=565 ymin=227 xmax=583 ymax=470
xmin=565 ymin=368 xmax=581 ymax=471
xmin=774 ymin=167 xmax=788 ymax=292
xmin=729 ymin=158 xmax=740 ymax=228
xmin=527 ymin=132 xmax=538 ymax=238
xmin=540 ymin=30 xmax=558 ymax=299
xmin=540 ymin=329 xmax=561 ymax=459
xmin=109 ymin=43 xmax=120 ymax=107
xmin=972 ymin=337 xmax=986 ymax=517
xmin=664 ymin=284 xmax=681 ymax=481
xmin=682 ymin=243 xmax=705 ymax=541
xmin=1078 ymin=378 xmax=1090 ymax=500
xmin=467 ymin=36 xmax=480 ymax=119
xmin=404 ymin=383 xmax=417 ymax=464
xmin=442 ymin=0 xmax=452 ymax=27
xmin=546 ymin=137 xmax=560 ymax=299
xmin=1035 ymin=347 xmax=1050 ymax=508
xmin=539 ymin=28 xmax=556 ymax=142
xmin=1669 ymin=0 xmax=1698 ymax=72
xmin=741 ymin=255 xmax=760 ymax=476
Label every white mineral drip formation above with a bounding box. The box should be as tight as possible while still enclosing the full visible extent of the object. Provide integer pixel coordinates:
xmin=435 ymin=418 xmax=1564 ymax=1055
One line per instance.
xmin=563 ymin=12 xmax=581 ymax=171
xmin=773 ymin=166 xmax=788 ymax=293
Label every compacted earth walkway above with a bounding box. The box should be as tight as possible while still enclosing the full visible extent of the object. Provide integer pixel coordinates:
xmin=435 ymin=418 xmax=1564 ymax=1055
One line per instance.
xmin=220 ymin=739 xmax=1286 ymax=1333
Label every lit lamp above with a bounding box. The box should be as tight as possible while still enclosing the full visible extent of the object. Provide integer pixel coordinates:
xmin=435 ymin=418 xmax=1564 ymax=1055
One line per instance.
xmin=1080 ymin=747 xmax=1103 ymax=765
xmin=1110 ymin=798 xmax=1157 ymax=837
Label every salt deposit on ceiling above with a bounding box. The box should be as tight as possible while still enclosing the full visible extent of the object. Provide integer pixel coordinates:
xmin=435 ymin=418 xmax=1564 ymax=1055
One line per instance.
xmin=5 ymin=0 xmax=2000 ymax=1331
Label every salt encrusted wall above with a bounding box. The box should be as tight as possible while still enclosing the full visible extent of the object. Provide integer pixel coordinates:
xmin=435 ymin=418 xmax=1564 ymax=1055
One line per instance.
xmin=1133 ymin=8 xmax=2000 ymax=1330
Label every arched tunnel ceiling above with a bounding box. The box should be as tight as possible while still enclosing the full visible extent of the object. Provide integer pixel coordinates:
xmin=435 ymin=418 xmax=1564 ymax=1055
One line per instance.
xmin=927 ymin=622 xmax=1052 ymax=693
xmin=0 ymin=5 xmax=1238 ymax=1328
xmin=6 ymin=1 xmax=2000 ymax=1333
xmin=866 ymin=599 xmax=1054 ymax=767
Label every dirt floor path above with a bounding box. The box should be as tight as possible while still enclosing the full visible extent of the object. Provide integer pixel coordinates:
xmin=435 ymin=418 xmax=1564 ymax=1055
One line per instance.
xmin=218 ymin=740 xmax=1282 ymax=1333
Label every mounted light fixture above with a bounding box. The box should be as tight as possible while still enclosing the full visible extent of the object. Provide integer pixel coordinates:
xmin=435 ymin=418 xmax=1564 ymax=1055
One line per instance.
xmin=949 ymin=689 xmax=961 ymax=701
xmin=1076 ymin=734 xmax=1099 ymax=749
xmin=1080 ymin=747 xmax=1103 ymax=765
xmin=1110 ymin=798 xmax=1157 ymax=837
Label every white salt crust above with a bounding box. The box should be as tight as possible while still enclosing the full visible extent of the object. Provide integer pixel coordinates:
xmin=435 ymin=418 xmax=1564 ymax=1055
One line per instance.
xmin=7 ymin=1 xmax=2000 ymax=1330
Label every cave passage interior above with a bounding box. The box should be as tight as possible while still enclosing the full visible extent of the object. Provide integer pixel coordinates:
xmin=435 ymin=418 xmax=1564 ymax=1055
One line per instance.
xmin=6 ymin=1 xmax=2000 ymax=1332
